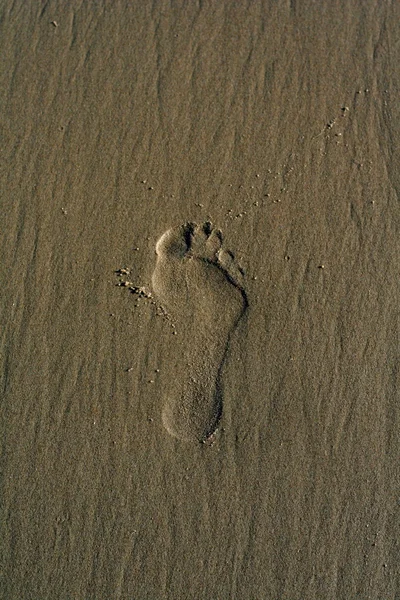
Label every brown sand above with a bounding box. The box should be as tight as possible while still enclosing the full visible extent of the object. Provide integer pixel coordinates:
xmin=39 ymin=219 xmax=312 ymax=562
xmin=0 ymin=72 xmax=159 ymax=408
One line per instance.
xmin=1 ymin=1 xmax=400 ymax=598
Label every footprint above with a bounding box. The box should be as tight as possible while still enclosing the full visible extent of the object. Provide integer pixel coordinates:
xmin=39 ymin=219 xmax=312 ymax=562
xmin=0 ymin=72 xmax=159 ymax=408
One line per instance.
xmin=151 ymin=222 xmax=248 ymax=442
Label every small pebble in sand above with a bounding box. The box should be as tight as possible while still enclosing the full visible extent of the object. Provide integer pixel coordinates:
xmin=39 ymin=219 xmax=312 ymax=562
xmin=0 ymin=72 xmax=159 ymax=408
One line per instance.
xmin=116 ymin=267 xmax=130 ymax=275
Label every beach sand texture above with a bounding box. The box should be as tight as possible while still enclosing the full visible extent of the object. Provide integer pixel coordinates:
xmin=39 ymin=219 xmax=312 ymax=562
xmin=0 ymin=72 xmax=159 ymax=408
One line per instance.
xmin=1 ymin=1 xmax=400 ymax=598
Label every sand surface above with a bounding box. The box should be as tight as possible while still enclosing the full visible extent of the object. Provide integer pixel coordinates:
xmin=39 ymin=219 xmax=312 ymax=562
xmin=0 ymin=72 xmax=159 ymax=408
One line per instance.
xmin=1 ymin=1 xmax=400 ymax=598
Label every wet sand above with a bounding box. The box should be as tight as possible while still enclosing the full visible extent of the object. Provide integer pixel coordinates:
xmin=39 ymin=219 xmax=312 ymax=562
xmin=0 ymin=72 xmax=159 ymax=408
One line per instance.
xmin=1 ymin=1 xmax=400 ymax=598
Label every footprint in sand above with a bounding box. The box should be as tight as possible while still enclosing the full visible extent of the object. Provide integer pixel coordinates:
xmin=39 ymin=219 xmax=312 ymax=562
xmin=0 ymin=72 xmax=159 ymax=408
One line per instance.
xmin=151 ymin=222 xmax=248 ymax=443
